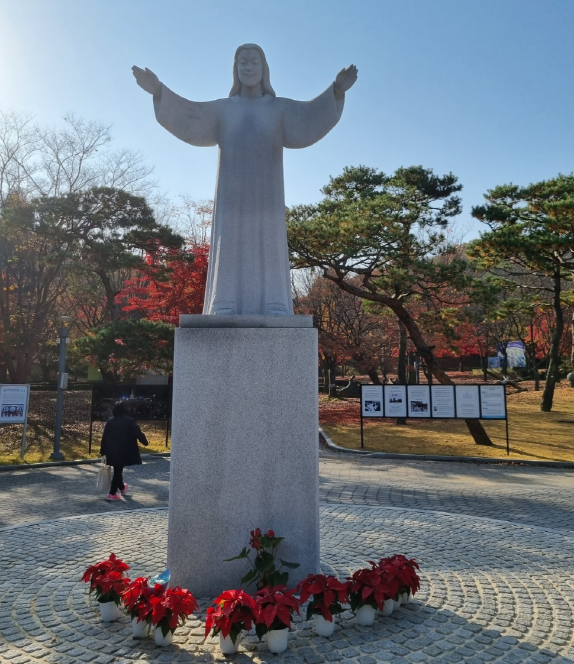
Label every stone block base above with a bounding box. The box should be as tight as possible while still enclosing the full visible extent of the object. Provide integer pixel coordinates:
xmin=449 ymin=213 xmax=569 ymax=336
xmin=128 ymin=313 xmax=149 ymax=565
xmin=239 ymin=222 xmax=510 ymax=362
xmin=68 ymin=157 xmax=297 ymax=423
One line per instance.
xmin=167 ymin=316 xmax=319 ymax=596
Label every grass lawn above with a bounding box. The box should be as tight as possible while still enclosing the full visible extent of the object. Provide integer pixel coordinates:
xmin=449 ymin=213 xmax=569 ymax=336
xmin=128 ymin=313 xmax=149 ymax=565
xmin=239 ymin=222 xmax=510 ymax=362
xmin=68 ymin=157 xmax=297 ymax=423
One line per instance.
xmin=0 ymin=390 xmax=170 ymax=465
xmin=320 ymin=384 xmax=574 ymax=462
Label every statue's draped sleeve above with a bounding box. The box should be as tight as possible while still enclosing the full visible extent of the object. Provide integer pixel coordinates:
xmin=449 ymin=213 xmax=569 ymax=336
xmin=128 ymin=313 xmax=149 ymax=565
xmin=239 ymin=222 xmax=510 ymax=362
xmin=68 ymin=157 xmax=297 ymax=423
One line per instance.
xmin=281 ymin=84 xmax=344 ymax=149
xmin=153 ymin=83 xmax=219 ymax=147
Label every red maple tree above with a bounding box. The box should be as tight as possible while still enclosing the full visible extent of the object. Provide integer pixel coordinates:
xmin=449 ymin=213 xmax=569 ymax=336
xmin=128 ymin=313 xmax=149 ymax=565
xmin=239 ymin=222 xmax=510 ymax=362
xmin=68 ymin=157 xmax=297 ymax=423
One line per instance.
xmin=120 ymin=243 xmax=209 ymax=325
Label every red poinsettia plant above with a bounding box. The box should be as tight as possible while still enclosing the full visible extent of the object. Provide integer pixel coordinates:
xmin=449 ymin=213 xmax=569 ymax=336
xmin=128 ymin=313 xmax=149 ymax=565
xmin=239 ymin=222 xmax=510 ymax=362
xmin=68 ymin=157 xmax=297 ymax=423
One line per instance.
xmin=253 ymin=586 xmax=300 ymax=640
xmin=121 ymin=577 xmax=153 ymax=623
xmin=81 ymin=553 xmax=131 ymax=605
xmin=296 ymin=573 xmax=348 ymax=622
xmin=346 ymin=564 xmax=396 ymax=613
xmin=149 ymin=585 xmax=199 ymax=637
xmin=225 ymin=528 xmax=300 ymax=589
xmin=204 ymin=589 xmax=257 ymax=645
xmin=380 ymin=555 xmax=420 ymax=598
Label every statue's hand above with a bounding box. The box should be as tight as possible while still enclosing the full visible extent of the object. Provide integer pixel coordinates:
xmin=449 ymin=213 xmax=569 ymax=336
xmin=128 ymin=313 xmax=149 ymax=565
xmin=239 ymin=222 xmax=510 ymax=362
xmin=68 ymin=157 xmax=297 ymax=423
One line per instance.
xmin=334 ymin=65 xmax=358 ymax=97
xmin=132 ymin=66 xmax=161 ymax=96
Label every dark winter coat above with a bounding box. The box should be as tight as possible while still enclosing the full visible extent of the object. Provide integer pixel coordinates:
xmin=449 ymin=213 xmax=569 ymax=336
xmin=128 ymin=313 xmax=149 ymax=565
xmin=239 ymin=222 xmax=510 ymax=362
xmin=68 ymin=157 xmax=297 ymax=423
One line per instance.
xmin=99 ymin=415 xmax=149 ymax=467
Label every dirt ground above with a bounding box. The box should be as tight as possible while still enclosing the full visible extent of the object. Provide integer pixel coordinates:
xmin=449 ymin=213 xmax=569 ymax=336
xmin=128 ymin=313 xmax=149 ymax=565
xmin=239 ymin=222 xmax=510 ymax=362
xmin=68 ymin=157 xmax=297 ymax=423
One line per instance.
xmin=321 ymin=380 xmax=574 ymax=462
xmin=1 ymin=377 xmax=573 ymax=464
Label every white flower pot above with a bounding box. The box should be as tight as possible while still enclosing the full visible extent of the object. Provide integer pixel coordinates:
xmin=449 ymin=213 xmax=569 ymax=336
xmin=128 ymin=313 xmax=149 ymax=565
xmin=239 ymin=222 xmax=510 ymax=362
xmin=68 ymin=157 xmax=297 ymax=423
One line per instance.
xmin=400 ymin=592 xmax=408 ymax=605
xmin=131 ymin=617 xmax=150 ymax=638
xmin=98 ymin=601 xmax=120 ymax=622
xmin=314 ymin=614 xmax=335 ymax=637
xmin=267 ymin=627 xmax=289 ymax=653
xmin=154 ymin=628 xmax=173 ymax=646
xmin=381 ymin=599 xmax=394 ymax=616
xmin=219 ymin=631 xmax=243 ymax=654
xmin=355 ymin=604 xmax=376 ymax=626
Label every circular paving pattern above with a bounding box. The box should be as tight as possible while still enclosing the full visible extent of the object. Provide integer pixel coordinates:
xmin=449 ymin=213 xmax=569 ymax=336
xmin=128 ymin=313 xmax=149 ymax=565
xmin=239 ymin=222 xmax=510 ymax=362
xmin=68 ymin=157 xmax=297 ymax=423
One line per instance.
xmin=1 ymin=505 xmax=573 ymax=663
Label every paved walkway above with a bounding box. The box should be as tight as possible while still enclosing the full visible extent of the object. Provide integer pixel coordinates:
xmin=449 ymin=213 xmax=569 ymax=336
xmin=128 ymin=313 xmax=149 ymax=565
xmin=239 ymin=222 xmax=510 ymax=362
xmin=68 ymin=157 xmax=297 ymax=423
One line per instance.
xmin=1 ymin=454 xmax=574 ymax=533
xmin=1 ymin=452 xmax=574 ymax=663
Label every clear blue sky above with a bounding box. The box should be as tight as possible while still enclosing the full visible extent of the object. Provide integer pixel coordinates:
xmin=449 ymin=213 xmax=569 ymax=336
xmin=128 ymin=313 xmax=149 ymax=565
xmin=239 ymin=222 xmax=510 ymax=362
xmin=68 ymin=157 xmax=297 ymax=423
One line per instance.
xmin=1 ymin=0 xmax=573 ymax=239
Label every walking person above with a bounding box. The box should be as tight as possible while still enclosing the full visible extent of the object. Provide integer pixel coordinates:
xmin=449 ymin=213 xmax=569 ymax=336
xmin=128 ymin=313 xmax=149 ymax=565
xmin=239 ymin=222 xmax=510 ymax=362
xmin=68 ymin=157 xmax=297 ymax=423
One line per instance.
xmin=100 ymin=401 xmax=149 ymax=501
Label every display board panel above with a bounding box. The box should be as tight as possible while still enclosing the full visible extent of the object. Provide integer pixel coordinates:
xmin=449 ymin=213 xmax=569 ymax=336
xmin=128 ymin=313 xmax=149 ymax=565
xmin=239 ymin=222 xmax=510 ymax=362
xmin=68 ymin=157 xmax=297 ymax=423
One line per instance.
xmin=455 ymin=385 xmax=481 ymax=419
xmin=0 ymin=384 xmax=30 ymax=424
xmin=361 ymin=385 xmax=384 ymax=417
xmin=383 ymin=385 xmax=407 ymax=418
xmin=431 ymin=385 xmax=456 ymax=418
xmin=407 ymin=385 xmax=431 ymax=418
xmin=480 ymin=385 xmax=506 ymax=419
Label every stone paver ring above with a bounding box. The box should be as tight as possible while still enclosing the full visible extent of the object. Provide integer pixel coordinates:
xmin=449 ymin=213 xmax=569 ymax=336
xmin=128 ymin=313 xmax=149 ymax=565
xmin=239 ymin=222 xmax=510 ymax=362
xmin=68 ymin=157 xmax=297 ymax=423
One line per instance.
xmin=1 ymin=504 xmax=574 ymax=663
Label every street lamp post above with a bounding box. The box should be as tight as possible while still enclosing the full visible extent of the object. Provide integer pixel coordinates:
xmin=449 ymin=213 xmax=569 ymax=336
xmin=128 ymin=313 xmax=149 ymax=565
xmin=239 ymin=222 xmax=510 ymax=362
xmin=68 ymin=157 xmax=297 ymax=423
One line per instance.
xmin=51 ymin=316 xmax=73 ymax=461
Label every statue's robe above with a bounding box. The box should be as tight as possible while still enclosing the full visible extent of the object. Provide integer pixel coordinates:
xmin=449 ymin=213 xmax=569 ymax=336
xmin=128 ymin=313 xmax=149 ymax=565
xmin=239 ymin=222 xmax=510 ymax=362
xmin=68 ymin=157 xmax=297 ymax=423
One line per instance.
xmin=154 ymin=84 xmax=344 ymax=315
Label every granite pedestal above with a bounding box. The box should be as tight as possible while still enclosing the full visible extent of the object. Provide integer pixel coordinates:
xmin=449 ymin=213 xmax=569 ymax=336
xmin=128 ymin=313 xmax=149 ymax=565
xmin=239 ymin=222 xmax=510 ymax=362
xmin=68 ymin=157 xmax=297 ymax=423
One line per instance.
xmin=168 ymin=315 xmax=319 ymax=596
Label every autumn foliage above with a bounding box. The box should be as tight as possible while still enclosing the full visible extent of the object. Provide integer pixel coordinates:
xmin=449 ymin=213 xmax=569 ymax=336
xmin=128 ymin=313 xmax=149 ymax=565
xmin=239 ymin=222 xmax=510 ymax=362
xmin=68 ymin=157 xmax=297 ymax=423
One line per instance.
xmin=121 ymin=242 xmax=209 ymax=324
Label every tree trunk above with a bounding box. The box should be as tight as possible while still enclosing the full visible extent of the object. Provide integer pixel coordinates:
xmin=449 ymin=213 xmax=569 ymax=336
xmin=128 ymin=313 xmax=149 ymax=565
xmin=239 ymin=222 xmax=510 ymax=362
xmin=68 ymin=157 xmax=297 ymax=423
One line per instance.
xmin=328 ymin=368 xmax=338 ymax=398
xmin=397 ymin=322 xmax=407 ymax=385
xmin=541 ymin=267 xmax=564 ymax=412
xmin=367 ymin=367 xmax=381 ymax=385
xmin=396 ymin=322 xmax=408 ymax=425
xmin=100 ymin=368 xmax=116 ymax=383
xmin=327 ymin=276 xmax=494 ymax=445
xmin=500 ymin=344 xmax=508 ymax=375
xmin=40 ymin=358 xmax=52 ymax=383
xmin=477 ymin=339 xmax=488 ymax=382
xmin=97 ymin=269 xmax=120 ymax=322
xmin=319 ymin=356 xmax=337 ymax=394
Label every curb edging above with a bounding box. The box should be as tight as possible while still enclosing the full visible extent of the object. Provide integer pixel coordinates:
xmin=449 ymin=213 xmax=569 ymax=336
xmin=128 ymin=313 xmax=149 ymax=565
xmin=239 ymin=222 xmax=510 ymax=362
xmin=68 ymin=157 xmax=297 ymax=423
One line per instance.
xmin=0 ymin=452 xmax=171 ymax=473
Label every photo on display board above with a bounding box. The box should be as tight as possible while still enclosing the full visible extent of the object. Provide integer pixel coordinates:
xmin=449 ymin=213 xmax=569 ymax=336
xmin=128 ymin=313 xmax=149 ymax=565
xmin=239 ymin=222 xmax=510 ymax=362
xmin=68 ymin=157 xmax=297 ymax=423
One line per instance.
xmin=383 ymin=385 xmax=407 ymax=417
xmin=407 ymin=385 xmax=431 ymax=418
xmin=361 ymin=385 xmax=384 ymax=417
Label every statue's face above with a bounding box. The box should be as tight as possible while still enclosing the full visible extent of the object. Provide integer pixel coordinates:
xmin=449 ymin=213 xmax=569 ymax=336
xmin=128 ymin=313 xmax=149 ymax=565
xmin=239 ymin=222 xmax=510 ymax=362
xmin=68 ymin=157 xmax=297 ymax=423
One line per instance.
xmin=237 ymin=48 xmax=263 ymax=88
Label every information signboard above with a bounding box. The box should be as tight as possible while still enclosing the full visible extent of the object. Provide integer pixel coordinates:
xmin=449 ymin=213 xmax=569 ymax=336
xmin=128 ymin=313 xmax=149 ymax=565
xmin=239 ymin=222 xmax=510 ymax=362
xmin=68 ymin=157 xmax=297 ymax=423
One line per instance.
xmin=361 ymin=385 xmax=384 ymax=417
xmin=479 ymin=385 xmax=506 ymax=419
xmin=0 ymin=384 xmax=31 ymax=460
xmin=407 ymin=385 xmax=431 ymax=418
xmin=0 ymin=384 xmax=29 ymax=424
xmin=384 ymin=385 xmax=407 ymax=418
xmin=359 ymin=383 xmax=509 ymax=454
xmin=455 ymin=385 xmax=481 ymax=419
xmin=431 ymin=385 xmax=455 ymax=418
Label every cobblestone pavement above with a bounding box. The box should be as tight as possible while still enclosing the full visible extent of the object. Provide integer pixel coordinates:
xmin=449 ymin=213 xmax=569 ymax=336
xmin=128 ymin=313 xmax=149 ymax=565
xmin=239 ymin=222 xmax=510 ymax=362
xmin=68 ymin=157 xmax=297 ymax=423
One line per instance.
xmin=2 ymin=454 xmax=574 ymax=663
xmin=2 ymin=505 xmax=574 ymax=663
xmin=1 ymin=454 xmax=574 ymax=533
xmin=319 ymin=456 xmax=574 ymax=534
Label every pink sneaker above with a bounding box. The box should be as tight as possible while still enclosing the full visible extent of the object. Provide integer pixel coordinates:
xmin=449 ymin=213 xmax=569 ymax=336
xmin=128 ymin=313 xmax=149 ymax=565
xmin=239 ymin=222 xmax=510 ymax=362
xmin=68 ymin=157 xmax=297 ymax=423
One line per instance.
xmin=107 ymin=493 xmax=121 ymax=501
xmin=120 ymin=483 xmax=128 ymax=496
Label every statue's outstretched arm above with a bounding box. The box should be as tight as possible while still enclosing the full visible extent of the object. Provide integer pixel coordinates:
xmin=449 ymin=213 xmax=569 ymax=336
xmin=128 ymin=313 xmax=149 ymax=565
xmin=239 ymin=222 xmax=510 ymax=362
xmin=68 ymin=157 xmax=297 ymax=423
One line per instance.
xmin=132 ymin=66 xmax=162 ymax=97
xmin=333 ymin=65 xmax=358 ymax=99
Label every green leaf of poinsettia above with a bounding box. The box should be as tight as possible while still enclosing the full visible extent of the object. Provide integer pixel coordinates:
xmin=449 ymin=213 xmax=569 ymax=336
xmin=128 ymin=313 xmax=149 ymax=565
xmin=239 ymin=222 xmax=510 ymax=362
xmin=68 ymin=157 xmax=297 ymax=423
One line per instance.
xmin=223 ymin=547 xmax=249 ymax=562
xmin=255 ymin=551 xmax=275 ymax=573
xmin=241 ymin=568 xmax=258 ymax=584
xmin=280 ymin=559 xmax=300 ymax=569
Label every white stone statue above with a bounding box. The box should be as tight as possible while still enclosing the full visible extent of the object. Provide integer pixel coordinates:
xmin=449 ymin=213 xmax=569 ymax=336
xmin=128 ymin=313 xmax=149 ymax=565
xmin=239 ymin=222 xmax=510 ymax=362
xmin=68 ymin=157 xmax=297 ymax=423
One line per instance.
xmin=133 ymin=44 xmax=357 ymax=315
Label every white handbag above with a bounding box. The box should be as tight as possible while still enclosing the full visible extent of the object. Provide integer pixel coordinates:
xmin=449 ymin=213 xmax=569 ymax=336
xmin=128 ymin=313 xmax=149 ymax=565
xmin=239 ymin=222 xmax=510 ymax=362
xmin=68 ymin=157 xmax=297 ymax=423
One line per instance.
xmin=96 ymin=457 xmax=112 ymax=492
